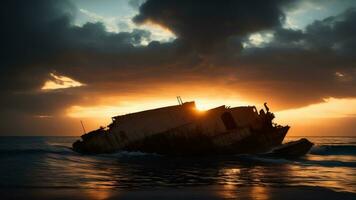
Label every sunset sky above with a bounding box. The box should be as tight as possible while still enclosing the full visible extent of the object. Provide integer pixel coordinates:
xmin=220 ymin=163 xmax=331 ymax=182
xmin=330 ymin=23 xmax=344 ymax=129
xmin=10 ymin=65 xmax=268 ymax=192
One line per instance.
xmin=1 ymin=0 xmax=355 ymax=136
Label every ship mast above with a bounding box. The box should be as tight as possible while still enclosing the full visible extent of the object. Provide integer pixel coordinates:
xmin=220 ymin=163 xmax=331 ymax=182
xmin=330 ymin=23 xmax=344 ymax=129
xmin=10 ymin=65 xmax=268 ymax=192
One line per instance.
xmin=176 ymin=96 xmax=183 ymax=105
xmin=80 ymin=120 xmax=86 ymax=134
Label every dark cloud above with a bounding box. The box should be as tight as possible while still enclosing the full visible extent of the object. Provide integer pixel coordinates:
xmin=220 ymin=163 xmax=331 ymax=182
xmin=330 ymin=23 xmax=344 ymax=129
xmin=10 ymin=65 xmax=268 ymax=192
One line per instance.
xmin=133 ymin=0 xmax=294 ymax=51
xmin=0 ymin=0 xmax=152 ymax=92
xmin=235 ymin=8 xmax=356 ymax=107
xmin=0 ymin=0 xmax=160 ymax=116
xmin=304 ymin=8 xmax=356 ymax=55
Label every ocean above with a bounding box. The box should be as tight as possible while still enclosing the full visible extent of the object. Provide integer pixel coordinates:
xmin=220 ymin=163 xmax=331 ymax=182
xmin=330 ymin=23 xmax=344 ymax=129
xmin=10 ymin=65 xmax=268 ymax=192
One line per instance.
xmin=0 ymin=136 xmax=355 ymax=199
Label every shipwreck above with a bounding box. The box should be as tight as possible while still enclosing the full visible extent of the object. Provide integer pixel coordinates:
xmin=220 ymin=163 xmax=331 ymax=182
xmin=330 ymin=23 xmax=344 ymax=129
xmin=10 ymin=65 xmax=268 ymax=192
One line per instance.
xmin=73 ymin=100 xmax=313 ymax=157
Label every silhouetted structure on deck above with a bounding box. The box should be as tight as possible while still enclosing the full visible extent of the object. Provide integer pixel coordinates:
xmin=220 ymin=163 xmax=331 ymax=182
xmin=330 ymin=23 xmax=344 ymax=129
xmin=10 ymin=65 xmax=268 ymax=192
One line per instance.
xmin=73 ymin=101 xmax=312 ymax=156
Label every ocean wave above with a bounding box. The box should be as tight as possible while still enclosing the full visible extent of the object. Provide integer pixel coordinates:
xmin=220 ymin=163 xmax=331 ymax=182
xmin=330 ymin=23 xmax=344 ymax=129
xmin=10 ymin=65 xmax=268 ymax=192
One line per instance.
xmin=238 ymin=154 xmax=356 ymax=168
xmin=302 ymin=159 xmax=356 ymax=167
xmin=0 ymin=146 xmax=75 ymax=156
xmin=93 ymin=151 xmax=161 ymax=159
xmin=0 ymin=146 xmax=160 ymax=159
xmin=310 ymin=145 xmax=356 ymax=155
xmin=235 ymin=154 xmax=296 ymax=165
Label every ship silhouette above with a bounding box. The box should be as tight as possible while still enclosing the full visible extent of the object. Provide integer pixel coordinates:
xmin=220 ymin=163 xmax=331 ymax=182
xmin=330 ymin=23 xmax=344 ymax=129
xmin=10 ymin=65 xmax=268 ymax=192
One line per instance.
xmin=73 ymin=100 xmax=313 ymax=157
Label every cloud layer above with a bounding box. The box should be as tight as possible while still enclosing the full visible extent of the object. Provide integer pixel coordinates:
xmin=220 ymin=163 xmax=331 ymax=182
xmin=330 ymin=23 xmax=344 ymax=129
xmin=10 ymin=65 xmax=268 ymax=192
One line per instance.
xmin=133 ymin=0 xmax=293 ymax=51
xmin=0 ymin=0 xmax=355 ymax=135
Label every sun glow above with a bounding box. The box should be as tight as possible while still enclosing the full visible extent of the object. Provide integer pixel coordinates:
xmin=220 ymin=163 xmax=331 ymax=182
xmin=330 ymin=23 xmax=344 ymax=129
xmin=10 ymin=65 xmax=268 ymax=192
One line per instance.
xmin=64 ymin=95 xmax=356 ymax=136
xmin=67 ymin=98 xmax=250 ymax=118
xmin=195 ymin=101 xmax=225 ymax=111
xmin=276 ymin=98 xmax=356 ymax=123
xmin=138 ymin=19 xmax=176 ymax=44
xmin=195 ymin=102 xmax=215 ymax=111
xmin=41 ymin=73 xmax=84 ymax=90
xmin=67 ymin=99 xmax=177 ymax=118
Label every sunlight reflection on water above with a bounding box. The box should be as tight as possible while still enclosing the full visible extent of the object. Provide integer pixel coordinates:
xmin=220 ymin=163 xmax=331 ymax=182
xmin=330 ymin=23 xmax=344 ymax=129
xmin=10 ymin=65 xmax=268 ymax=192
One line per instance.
xmin=0 ymin=136 xmax=355 ymax=195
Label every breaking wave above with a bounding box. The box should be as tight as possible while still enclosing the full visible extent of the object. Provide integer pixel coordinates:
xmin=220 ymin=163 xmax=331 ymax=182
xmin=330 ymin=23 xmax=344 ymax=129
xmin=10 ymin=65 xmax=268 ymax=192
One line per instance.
xmin=302 ymin=159 xmax=356 ymax=168
xmin=2 ymin=144 xmax=356 ymax=158
xmin=310 ymin=145 xmax=356 ymax=156
xmin=0 ymin=146 xmax=74 ymax=156
xmin=0 ymin=146 xmax=160 ymax=159
xmin=236 ymin=154 xmax=356 ymax=168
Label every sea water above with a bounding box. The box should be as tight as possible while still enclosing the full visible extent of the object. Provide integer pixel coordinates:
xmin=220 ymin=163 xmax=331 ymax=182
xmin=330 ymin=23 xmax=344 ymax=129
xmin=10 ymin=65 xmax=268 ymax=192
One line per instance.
xmin=0 ymin=136 xmax=355 ymax=193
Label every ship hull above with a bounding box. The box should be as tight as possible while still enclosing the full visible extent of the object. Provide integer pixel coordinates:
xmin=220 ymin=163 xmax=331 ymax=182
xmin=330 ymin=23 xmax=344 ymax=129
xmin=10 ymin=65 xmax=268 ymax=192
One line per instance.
xmin=72 ymin=101 xmax=309 ymax=156
xmin=126 ymin=128 xmax=288 ymax=156
xmin=73 ymin=126 xmax=289 ymax=156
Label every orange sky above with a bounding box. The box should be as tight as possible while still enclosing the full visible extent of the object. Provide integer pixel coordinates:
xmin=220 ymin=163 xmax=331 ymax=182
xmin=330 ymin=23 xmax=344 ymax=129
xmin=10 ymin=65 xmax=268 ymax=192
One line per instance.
xmin=29 ymin=74 xmax=355 ymax=136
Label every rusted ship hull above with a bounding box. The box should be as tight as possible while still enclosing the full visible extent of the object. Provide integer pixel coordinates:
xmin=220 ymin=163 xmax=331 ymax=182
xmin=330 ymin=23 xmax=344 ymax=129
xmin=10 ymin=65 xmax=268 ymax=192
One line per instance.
xmin=117 ymin=126 xmax=288 ymax=155
xmin=72 ymin=101 xmax=312 ymax=156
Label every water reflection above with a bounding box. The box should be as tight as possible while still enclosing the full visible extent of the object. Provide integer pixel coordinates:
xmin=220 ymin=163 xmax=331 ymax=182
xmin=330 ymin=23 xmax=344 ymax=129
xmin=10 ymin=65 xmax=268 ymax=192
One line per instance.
xmin=42 ymin=153 xmax=356 ymax=194
xmin=0 ymin=146 xmax=332 ymax=199
xmin=250 ymin=186 xmax=270 ymax=200
xmin=215 ymin=184 xmax=271 ymax=200
xmin=1 ymin=136 xmax=355 ymax=199
xmin=82 ymin=189 xmax=115 ymax=200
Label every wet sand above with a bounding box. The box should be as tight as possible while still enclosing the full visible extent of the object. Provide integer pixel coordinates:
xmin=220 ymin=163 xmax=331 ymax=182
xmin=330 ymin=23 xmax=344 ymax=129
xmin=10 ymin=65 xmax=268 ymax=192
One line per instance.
xmin=1 ymin=186 xmax=355 ymax=200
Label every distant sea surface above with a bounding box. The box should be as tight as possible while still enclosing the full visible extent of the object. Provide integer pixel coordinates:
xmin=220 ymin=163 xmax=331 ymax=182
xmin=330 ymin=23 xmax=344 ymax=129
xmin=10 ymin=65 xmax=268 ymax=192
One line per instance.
xmin=0 ymin=136 xmax=355 ymax=197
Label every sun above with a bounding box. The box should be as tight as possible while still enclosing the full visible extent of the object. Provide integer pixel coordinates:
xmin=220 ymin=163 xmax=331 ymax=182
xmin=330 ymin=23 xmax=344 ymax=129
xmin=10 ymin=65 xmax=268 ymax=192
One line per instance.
xmin=195 ymin=101 xmax=219 ymax=111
